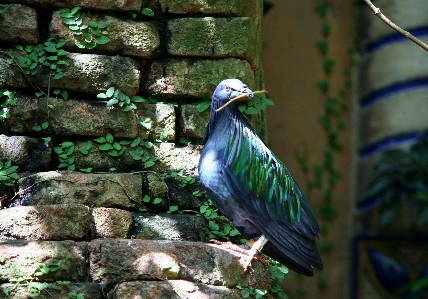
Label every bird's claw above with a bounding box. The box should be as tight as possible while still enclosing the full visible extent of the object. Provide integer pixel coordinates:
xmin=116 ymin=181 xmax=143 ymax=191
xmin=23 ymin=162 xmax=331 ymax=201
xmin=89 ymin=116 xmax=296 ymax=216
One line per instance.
xmin=210 ymin=239 xmax=269 ymax=270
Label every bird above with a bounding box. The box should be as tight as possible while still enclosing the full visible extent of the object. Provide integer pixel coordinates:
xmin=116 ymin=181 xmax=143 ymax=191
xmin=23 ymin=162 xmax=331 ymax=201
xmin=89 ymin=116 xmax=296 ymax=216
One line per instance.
xmin=198 ymin=79 xmax=323 ymax=276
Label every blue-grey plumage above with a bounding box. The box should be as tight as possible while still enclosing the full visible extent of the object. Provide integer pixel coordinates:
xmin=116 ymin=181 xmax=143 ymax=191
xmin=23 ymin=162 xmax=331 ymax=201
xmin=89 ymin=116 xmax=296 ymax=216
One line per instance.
xmin=198 ymin=79 xmax=323 ymax=276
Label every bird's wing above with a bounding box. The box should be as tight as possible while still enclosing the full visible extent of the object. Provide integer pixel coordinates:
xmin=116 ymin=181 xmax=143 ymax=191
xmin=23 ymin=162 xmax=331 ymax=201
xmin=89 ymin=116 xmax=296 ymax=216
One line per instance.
xmin=222 ymin=115 xmax=320 ymax=236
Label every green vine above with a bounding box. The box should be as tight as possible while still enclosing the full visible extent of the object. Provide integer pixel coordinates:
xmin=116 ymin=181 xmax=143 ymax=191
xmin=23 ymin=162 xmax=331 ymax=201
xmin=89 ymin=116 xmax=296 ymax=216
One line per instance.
xmin=294 ymin=0 xmax=358 ymax=296
xmin=60 ymin=6 xmax=110 ymax=49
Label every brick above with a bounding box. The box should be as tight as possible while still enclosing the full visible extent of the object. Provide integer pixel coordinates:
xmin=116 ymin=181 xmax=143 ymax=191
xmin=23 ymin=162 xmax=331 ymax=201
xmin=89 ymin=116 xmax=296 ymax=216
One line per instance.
xmin=358 ymin=37 xmax=428 ymax=99
xmin=0 ymin=204 xmax=90 ymax=241
xmin=0 ymin=283 xmax=102 ymax=299
xmin=179 ymin=104 xmax=210 ymax=140
xmin=113 ymin=280 xmax=242 ymax=299
xmin=169 ymin=280 xmax=241 ymax=299
xmin=359 ymin=0 xmax=428 ymax=49
xmin=89 ymin=239 xmax=271 ymax=290
xmin=156 ymin=0 xmax=258 ymax=18
xmin=0 ymin=4 xmax=39 ymax=44
xmin=92 ymin=207 xmax=133 ymax=238
xmin=0 ymin=135 xmax=51 ymax=171
xmin=168 ymin=17 xmax=257 ymax=66
xmin=73 ymin=142 xmax=201 ymax=175
xmin=50 ymin=11 xmax=160 ymax=58
xmin=145 ymin=58 xmax=254 ymax=98
xmin=112 ymin=281 xmax=178 ymax=299
xmin=0 ymin=240 xmax=87 ymax=282
xmin=0 ymin=49 xmax=30 ymax=89
xmin=14 ymin=171 xmax=142 ymax=209
xmin=1 ymin=0 xmax=142 ymax=11
xmin=359 ymin=87 xmax=428 ymax=149
xmin=1 ymin=95 xmax=175 ymax=140
xmin=130 ymin=213 xmax=208 ymax=242
xmin=1 ymin=52 xmax=140 ymax=96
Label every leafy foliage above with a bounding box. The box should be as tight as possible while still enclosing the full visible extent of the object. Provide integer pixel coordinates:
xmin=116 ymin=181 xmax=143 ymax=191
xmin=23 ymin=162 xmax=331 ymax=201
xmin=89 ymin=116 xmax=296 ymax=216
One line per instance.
xmin=97 ymin=86 xmax=147 ymax=111
xmin=365 ymin=137 xmax=428 ymax=227
xmin=0 ymin=160 xmax=19 ymax=187
xmin=60 ymin=6 xmax=110 ymax=49
xmin=238 ymin=93 xmax=274 ymax=115
xmin=0 ymin=89 xmax=16 ymax=119
xmin=54 ymin=141 xmax=75 ymax=171
xmin=11 ymin=39 xmax=69 ymax=80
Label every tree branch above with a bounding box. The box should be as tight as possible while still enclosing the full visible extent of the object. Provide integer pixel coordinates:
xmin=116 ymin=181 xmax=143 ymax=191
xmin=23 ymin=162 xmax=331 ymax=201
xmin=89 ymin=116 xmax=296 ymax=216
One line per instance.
xmin=364 ymin=0 xmax=428 ymax=51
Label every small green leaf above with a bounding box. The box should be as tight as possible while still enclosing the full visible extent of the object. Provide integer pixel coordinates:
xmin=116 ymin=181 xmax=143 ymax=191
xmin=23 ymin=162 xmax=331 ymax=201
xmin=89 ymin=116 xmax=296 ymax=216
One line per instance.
xmin=75 ymin=41 xmax=85 ymax=49
xmin=142 ymin=8 xmax=154 ymax=17
xmin=98 ymin=21 xmax=107 ymax=29
xmin=88 ymin=20 xmax=98 ymax=28
xmin=93 ymin=137 xmax=106 ymax=143
xmin=105 ymin=132 xmax=114 ymax=143
xmin=152 ymin=198 xmax=162 ymax=204
xmin=97 ymin=93 xmax=107 ymax=99
xmin=99 ymin=143 xmax=113 ymax=151
xmin=41 ymin=122 xmax=49 ymax=129
xmin=32 ymin=125 xmax=42 ymax=131
xmin=96 ymin=35 xmax=110 ymax=45
xmin=106 ymin=86 xmax=115 ymax=97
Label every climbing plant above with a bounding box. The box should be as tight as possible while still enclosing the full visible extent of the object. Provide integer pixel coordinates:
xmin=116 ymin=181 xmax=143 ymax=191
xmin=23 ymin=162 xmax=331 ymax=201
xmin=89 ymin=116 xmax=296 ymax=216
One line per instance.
xmin=294 ymin=0 xmax=358 ymax=297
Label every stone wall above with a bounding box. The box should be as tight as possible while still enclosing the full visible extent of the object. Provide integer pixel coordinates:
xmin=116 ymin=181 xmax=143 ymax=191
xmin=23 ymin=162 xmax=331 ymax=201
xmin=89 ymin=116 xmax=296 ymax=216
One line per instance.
xmin=0 ymin=1 xmax=269 ymax=298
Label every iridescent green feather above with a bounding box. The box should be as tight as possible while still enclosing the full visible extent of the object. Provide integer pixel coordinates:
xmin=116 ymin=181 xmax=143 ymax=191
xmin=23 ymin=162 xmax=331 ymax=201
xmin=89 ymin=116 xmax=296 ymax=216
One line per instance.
xmin=226 ymin=118 xmax=302 ymax=223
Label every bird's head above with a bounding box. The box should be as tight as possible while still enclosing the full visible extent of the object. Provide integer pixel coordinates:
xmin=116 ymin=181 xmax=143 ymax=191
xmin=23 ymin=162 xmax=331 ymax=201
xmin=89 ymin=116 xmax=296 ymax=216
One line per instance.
xmin=210 ymin=79 xmax=254 ymax=113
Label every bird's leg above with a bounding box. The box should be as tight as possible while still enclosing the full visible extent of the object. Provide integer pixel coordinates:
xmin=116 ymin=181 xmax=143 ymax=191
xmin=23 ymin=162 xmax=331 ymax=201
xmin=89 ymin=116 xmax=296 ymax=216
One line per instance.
xmin=210 ymin=235 xmax=270 ymax=269
xmin=243 ymin=235 xmax=269 ymax=270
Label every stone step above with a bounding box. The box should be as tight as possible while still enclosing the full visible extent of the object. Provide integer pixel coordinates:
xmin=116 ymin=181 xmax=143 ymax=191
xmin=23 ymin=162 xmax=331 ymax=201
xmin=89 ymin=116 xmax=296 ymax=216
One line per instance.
xmin=88 ymin=239 xmax=271 ymax=292
xmin=0 ymin=283 xmax=102 ymax=299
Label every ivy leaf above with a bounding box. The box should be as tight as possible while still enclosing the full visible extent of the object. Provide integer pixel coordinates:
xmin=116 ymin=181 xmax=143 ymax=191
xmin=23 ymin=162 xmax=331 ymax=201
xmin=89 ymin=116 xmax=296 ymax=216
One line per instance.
xmin=106 ymin=86 xmax=115 ymax=97
xmin=96 ymin=36 xmax=110 ymax=45
xmin=106 ymin=98 xmax=119 ymax=107
xmin=142 ymin=8 xmax=154 ymax=17
xmin=98 ymin=21 xmax=107 ymax=29
xmin=105 ymin=132 xmax=114 ymax=143
xmin=99 ymin=143 xmax=113 ymax=151
xmin=75 ymin=41 xmax=85 ymax=49
xmin=244 ymin=107 xmax=259 ymax=115
xmin=197 ymin=101 xmax=211 ymax=112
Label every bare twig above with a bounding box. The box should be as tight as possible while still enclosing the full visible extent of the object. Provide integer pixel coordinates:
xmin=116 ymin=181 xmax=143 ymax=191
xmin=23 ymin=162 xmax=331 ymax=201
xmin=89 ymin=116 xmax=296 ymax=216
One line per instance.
xmin=363 ymin=0 xmax=428 ymax=51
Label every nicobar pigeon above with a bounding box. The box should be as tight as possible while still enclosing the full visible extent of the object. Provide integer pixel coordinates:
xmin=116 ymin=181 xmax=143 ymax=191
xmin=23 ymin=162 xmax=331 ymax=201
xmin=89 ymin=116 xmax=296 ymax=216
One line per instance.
xmin=198 ymin=79 xmax=323 ymax=276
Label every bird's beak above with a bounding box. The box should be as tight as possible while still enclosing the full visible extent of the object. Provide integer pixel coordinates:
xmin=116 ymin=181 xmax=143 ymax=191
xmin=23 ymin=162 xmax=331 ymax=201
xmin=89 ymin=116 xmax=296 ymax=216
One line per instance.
xmin=215 ymin=89 xmax=268 ymax=112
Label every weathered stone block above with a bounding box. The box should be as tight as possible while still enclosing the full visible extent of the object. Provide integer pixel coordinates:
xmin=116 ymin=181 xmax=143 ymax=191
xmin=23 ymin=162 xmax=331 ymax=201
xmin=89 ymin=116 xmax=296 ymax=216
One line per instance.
xmin=1 ymin=0 xmax=142 ymax=11
xmin=0 ymin=204 xmax=90 ymax=241
xmin=156 ymin=0 xmax=257 ymax=18
xmin=92 ymin=207 xmax=133 ymax=238
xmin=0 ymin=283 xmax=103 ymax=299
xmin=50 ymin=11 xmax=160 ymax=58
xmin=0 ymin=4 xmax=38 ymax=44
xmin=73 ymin=142 xmax=201 ymax=175
xmin=130 ymin=213 xmax=208 ymax=242
xmin=0 ymin=135 xmax=51 ymax=171
xmin=1 ymin=95 xmax=175 ymax=140
xmin=0 ymin=50 xmax=30 ymax=89
xmin=151 ymin=143 xmax=202 ymax=176
xmin=0 ymin=240 xmax=87 ymax=282
xmin=47 ymin=53 xmax=141 ymax=96
xmin=359 ymin=87 xmax=428 ymax=149
xmin=358 ymin=37 xmax=428 ymax=99
xmin=145 ymin=58 xmax=254 ymax=98
xmin=1 ymin=52 xmax=140 ymax=96
xmin=112 ymin=280 xmax=242 ymax=299
xmin=169 ymin=280 xmax=241 ymax=299
xmin=112 ymin=281 xmax=179 ymax=299
xmin=168 ymin=17 xmax=256 ymax=65
xmin=89 ymin=239 xmax=271 ymax=290
xmin=14 ymin=171 xmax=142 ymax=209
xmin=179 ymin=104 xmax=210 ymax=140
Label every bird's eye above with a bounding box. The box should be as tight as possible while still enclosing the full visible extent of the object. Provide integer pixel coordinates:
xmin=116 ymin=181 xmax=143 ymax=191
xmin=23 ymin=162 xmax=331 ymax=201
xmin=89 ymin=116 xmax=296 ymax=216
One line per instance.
xmin=225 ymin=85 xmax=230 ymax=92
